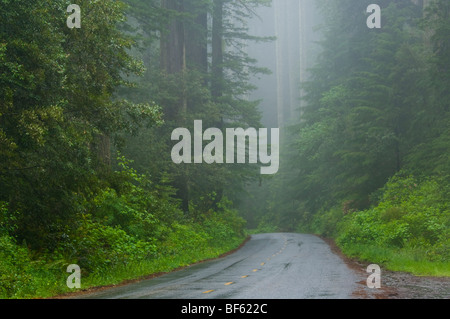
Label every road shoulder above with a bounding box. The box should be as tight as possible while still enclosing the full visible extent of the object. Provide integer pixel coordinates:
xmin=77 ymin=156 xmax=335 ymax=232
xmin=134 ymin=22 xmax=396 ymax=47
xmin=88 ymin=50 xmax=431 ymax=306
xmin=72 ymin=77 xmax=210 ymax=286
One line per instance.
xmin=320 ymin=236 xmax=450 ymax=299
xmin=52 ymin=236 xmax=252 ymax=299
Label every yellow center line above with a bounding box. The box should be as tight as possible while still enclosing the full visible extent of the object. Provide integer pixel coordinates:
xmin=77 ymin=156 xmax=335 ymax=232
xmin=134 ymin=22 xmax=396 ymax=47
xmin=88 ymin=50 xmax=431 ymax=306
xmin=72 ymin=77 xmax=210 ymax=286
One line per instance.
xmin=252 ymin=269 xmax=258 ymax=272
xmin=241 ymin=275 xmax=248 ymax=278
xmin=224 ymin=282 xmax=234 ymax=286
xmin=203 ymin=290 xmax=214 ymax=294
xmin=260 ymin=262 xmax=265 ymax=266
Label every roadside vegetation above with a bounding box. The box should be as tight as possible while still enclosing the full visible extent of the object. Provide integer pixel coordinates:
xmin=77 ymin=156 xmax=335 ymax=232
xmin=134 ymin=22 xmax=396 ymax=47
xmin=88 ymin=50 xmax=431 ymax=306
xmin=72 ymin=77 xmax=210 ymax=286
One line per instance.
xmin=0 ymin=156 xmax=246 ymax=298
xmin=1 ymin=0 xmax=448 ymax=299
xmin=0 ymin=0 xmax=265 ymax=299
xmin=251 ymin=0 xmax=449 ymax=277
xmin=311 ymin=174 xmax=449 ymax=276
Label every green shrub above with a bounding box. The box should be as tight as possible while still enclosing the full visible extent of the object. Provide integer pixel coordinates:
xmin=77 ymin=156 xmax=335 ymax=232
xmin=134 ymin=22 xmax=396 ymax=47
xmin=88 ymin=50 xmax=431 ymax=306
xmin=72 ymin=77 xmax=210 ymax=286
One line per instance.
xmin=309 ymin=207 xmax=344 ymax=237
xmin=57 ymin=214 xmax=156 ymax=275
xmin=0 ymin=235 xmax=34 ymax=298
xmin=336 ymin=174 xmax=450 ymax=270
xmin=380 ymin=207 xmax=405 ymax=222
xmin=0 ymin=202 xmax=17 ymax=236
xmin=158 ymin=222 xmax=211 ymax=264
xmin=203 ymin=197 xmax=246 ymax=242
xmin=0 ymin=158 xmax=249 ymax=298
xmin=89 ymin=187 xmax=159 ymax=240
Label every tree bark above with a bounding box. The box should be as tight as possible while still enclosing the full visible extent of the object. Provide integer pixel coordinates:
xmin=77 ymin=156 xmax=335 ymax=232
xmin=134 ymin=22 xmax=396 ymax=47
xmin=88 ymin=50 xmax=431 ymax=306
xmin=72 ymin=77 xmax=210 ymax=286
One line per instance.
xmin=274 ymin=0 xmax=285 ymax=128
xmin=185 ymin=1 xmax=208 ymax=73
xmin=211 ymin=0 xmax=224 ymax=102
xmin=92 ymin=133 xmax=111 ymax=170
xmin=161 ymin=0 xmax=190 ymax=212
xmin=160 ymin=0 xmax=186 ymax=76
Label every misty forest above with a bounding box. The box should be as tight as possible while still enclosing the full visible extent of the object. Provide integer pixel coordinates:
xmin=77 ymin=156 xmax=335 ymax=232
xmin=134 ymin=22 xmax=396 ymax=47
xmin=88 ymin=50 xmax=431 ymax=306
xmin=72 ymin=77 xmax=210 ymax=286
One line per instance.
xmin=0 ymin=0 xmax=449 ymax=298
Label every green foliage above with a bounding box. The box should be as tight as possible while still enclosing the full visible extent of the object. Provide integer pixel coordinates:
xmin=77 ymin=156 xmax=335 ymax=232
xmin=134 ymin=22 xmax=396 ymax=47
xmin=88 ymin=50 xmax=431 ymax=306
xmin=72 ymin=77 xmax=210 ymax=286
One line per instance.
xmin=59 ymin=213 xmax=157 ymax=274
xmin=0 ymin=235 xmax=33 ymax=298
xmin=118 ymin=0 xmax=271 ymax=214
xmin=254 ymin=1 xmax=449 ymax=276
xmin=0 ymin=0 xmax=258 ymax=299
xmin=0 ymin=159 xmax=247 ymax=297
xmin=307 ymin=207 xmax=344 ymax=238
xmin=0 ymin=0 xmax=163 ymax=252
xmin=337 ymin=174 xmax=450 ymax=266
xmin=202 ymin=196 xmax=247 ymax=242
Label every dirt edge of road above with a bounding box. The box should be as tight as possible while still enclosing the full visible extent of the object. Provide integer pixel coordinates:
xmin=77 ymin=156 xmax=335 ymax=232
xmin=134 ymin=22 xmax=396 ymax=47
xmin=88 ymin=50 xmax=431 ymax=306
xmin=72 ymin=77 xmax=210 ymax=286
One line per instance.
xmin=53 ymin=233 xmax=448 ymax=299
xmin=51 ymin=236 xmax=251 ymax=299
xmin=320 ymin=236 xmax=449 ymax=299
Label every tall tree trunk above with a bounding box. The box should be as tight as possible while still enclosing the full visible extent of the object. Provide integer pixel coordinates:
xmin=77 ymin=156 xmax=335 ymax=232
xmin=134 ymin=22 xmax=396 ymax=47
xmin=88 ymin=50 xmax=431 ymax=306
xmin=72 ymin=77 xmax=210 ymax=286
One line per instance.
xmin=298 ymin=1 xmax=306 ymax=117
xmin=211 ymin=0 xmax=225 ymax=205
xmin=161 ymin=0 xmax=189 ymax=212
xmin=287 ymin=0 xmax=300 ymax=120
xmin=93 ymin=133 xmax=111 ymax=169
xmin=160 ymin=0 xmax=186 ymax=76
xmin=161 ymin=0 xmax=187 ymax=118
xmin=274 ymin=0 xmax=285 ymax=128
xmin=212 ymin=0 xmax=224 ymax=103
xmin=185 ymin=1 xmax=208 ymax=73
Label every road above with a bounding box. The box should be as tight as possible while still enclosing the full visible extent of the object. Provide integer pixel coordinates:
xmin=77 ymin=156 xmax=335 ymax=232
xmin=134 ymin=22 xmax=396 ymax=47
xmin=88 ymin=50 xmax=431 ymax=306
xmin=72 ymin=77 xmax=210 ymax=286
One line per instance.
xmin=79 ymin=233 xmax=362 ymax=299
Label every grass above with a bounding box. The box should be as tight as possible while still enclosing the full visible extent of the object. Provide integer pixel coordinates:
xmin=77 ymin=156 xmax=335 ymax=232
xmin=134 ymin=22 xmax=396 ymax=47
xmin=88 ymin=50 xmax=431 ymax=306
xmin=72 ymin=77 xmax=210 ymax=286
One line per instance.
xmin=2 ymin=235 xmax=247 ymax=299
xmin=80 ymin=238 xmax=246 ymax=291
xmin=339 ymin=243 xmax=450 ymax=277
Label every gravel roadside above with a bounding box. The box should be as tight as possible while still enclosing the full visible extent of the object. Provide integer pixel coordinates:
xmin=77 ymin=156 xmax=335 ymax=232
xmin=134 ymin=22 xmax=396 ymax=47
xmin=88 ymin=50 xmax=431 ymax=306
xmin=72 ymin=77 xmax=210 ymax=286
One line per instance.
xmin=321 ymin=236 xmax=450 ymax=299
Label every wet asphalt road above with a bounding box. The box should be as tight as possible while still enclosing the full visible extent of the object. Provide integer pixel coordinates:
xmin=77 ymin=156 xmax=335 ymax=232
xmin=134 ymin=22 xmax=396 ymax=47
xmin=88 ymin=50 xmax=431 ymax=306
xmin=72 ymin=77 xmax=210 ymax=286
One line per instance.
xmin=80 ymin=233 xmax=360 ymax=299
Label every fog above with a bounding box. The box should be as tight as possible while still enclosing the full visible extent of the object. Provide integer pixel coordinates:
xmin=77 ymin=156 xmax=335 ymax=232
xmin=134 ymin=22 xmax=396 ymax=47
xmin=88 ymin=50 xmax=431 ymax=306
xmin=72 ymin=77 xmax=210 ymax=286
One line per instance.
xmin=247 ymin=0 xmax=323 ymax=129
xmin=1 ymin=0 xmax=448 ymax=300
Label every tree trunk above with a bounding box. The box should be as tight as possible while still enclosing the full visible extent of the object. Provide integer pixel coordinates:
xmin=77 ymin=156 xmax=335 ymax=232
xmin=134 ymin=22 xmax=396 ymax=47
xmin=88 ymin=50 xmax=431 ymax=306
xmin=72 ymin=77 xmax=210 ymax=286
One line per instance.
xmin=212 ymin=0 xmax=224 ymax=103
xmin=160 ymin=0 xmax=186 ymax=76
xmin=185 ymin=1 xmax=208 ymax=73
xmin=287 ymin=0 xmax=300 ymax=120
xmin=92 ymin=133 xmax=111 ymax=170
xmin=211 ymin=0 xmax=225 ymax=205
xmin=161 ymin=0 xmax=189 ymax=212
xmin=274 ymin=0 xmax=285 ymax=128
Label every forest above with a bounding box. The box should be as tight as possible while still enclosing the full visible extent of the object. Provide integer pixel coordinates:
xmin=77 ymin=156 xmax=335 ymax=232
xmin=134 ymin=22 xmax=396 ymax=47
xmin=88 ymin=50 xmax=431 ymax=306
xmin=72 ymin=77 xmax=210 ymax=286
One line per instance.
xmin=0 ymin=0 xmax=448 ymax=298
xmin=253 ymin=0 xmax=449 ymax=277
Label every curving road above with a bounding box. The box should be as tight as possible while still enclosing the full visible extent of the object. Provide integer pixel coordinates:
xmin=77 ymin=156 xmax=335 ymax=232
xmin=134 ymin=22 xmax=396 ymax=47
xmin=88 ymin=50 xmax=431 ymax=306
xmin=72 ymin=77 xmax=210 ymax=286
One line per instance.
xmin=80 ymin=233 xmax=361 ymax=299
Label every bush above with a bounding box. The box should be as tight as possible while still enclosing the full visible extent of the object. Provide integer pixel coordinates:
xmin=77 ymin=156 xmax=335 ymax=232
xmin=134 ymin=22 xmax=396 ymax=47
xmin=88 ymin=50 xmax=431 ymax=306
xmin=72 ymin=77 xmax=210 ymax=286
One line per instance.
xmin=57 ymin=214 xmax=156 ymax=275
xmin=0 ymin=235 xmax=34 ymax=298
xmin=159 ymin=223 xmax=210 ymax=257
xmin=204 ymin=197 xmax=246 ymax=242
xmin=337 ymin=174 xmax=450 ymax=264
xmin=309 ymin=207 xmax=344 ymax=237
xmin=337 ymin=208 xmax=383 ymax=246
xmin=0 ymin=159 xmax=249 ymax=298
xmin=89 ymin=187 xmax=159 ymax=240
